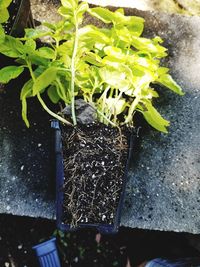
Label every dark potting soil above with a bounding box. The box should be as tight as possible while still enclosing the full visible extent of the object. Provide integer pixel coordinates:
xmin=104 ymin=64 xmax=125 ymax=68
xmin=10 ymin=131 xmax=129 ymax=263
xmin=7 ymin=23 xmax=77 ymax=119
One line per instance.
xmin=3 ymin=0 xmax=21 ymax=34
xmin=62 ymin=123 xmax=130 ymax=226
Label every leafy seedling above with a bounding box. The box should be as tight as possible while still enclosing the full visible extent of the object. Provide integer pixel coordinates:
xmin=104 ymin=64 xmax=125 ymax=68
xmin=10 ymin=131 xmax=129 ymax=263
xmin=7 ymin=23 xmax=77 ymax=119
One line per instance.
xmin=0 ymin=0 xmax=184 ymax=132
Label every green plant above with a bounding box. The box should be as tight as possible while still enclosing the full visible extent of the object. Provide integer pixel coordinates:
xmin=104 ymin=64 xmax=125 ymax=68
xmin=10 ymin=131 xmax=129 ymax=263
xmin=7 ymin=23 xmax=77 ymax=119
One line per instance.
xmin=0 ymin=0 xmax=12 ymax=24
xmin=0 ymin=0 xmax=184 ymax=132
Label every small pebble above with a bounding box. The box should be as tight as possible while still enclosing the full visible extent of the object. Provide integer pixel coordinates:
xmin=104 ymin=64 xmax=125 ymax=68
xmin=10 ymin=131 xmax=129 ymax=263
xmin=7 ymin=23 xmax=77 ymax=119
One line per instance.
xmin=102 ymin=215 xmax=106 ymax=220
xmin=74 ymin=257 xmax=78 ymax=263
xmin=18 ymin=244 xmax=23 ymax=250
xmin=20 ymin=165 xmax=24 ymax=171
xmin=37 ymin=143 xmax=42 ymax=147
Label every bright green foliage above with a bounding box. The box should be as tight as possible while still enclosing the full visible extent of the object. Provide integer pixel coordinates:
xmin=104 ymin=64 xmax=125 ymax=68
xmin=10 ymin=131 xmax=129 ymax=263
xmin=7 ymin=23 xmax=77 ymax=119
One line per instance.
xmin=0 ymin=0 xmax=12 ymax=23
xmin=0 ymin=0 xmax=184 ymax=131
xmin=0 ymin=65 xmax=24 ymax=83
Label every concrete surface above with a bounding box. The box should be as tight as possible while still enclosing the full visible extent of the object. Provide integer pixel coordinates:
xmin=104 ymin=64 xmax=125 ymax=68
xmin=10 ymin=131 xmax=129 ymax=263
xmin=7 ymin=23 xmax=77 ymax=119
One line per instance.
xmin=85 ymin=0 xmax=200 ymax=15
xmin=0 ymin=80 xmax=55 ymax=219
xmin=0 ymin=0 xmax=200 ymax=233
xmin=120 ymin=10 xmax=200 ymax=234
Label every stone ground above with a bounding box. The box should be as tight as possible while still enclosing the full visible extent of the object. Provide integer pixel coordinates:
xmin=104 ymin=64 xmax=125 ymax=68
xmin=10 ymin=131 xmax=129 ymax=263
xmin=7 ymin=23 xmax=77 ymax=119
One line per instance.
xmin=86 ymin=0 xmax=200 ymax=15
xmin=119 ymin=9 xmax=200 ymax=234
xmin=0 ymin=80 xmax=55 ymax=219
xmin=0 ymin=0 xmax=200 ymax=236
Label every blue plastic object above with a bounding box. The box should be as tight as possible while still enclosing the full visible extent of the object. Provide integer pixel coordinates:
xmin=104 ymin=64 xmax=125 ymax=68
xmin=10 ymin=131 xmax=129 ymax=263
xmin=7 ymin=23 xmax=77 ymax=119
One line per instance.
xmin=32 ymin=238 xmax=61 ymax=267
xmin=145 ymin=257 xmax=200 ymax=267
xmin=51 ymin=120 xmax=139 ymax=234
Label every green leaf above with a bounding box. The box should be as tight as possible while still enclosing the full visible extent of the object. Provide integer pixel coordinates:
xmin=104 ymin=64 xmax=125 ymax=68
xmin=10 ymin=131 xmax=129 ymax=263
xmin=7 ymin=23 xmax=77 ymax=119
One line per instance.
xmin=99 ymin=66 xmax=131 ymax=90
xmin=115 ymin=8 xmax=124 ymax=15
xmin=0 ymin=66 xmax=24 ymax=83
xmin=28 ymin=54 xmax=49 ymax=66
xmin=127 ymin=21 xmax=144 ymax=37
xmin=24 ymin=39 xmax=36 ymax=52
xmin=157 ymin=74 xmax=184 ymax=95
xmin=141 ymin=88 xmax=159 ymax=99
xmin=0 ymin=0 xmax=12 ymax=8
xmin=88 ymin=7 xmax=115 ymax=23
xmin=59 ymin=0 xmax=79 ymax=21
xmin=25 ymin=28 xmax=49 ymax=39
xmin=104 ymin=46 xmax=122 ymax=58
xmin=102 ymin=56 xmax=126 ymax=66
xmin=114 ymin=10 xmax=144 ymax=36
xmin=79 ymin=25 xmax=110 ymax=44
xmin=37 ymin=47 xmax=55 ymax=59
xmin=61 ymin=0 xmax=73 ymax=8
xmin=76 ymin=1 xmax=88 ymax=20
xmin=142 ymin=101 xmax=170 ymax=133
xmin=20 ymin=79 xmax=34 ymax=128
xmin=0 ymin=36 xmax=24 ymax=57
xmin=114 ymin=26 xmax=132 ymax=43
xmin=61 ymin=0 xmax=78 ymax=9
xmin=42 ymin=22 xmax=56 ymax=31
xmin=0 ymin=8 xmax=9 ymax=23
xmin=0 ymin=24 xmax=5 ymax=44
xmin=132 ymin=36 xmax=167 ymax=58
xmin=58 ymin=6 xmax=73 ymax=19
xmin=83 ymin=52 xmax=103 ymax=67
xmin=33 ymin=67 xmax=58 ymax=96
xmin=105 ymin=97 xmax=126 ymax=115
xmin=129 ymin=54 xmax=159 ymax=72
xmin=157 ymin=67 xmax=169 ymax=75
xmin=47 ymin=85 xmax=60 ymax=103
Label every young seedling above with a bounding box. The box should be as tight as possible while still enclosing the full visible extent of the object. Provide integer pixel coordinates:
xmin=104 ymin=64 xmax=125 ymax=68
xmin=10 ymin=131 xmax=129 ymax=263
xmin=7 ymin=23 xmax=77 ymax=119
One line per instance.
xmin=0 ymin=0 xmax=184 ymax=132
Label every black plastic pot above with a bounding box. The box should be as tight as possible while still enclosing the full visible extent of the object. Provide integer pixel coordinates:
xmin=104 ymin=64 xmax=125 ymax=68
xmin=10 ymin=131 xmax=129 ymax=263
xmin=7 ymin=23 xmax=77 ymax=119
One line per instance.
xmin=51 ymin=120 xmax=139 ymax=234
xmin=3 ymin=0 xmax=34 ymax=36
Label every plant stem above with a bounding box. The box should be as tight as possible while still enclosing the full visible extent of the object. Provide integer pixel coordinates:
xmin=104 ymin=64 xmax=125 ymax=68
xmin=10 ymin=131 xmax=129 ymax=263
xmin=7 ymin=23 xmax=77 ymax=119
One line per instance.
xmin=98 ymin=86 xmax=110 ymax=123
xmin=125 ymin=95 xmax=141 ymax=124
xmin=37 ymin=93 xmax=72 ymax=126
xmin=70 ymin=17 xmax=79 ymax=125
xmin=97 ymin=109 xmax=117 ymax=127
xmin=27 ymin=60 xmax=71 ymax=125
xmin=27 ymin=60 xmax=36 ymax=82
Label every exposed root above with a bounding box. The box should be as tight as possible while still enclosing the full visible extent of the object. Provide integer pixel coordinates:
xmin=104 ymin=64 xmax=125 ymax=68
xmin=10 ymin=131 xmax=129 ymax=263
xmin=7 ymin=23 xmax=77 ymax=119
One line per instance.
xmin=62 ymin=124 xmax=129 ymax=227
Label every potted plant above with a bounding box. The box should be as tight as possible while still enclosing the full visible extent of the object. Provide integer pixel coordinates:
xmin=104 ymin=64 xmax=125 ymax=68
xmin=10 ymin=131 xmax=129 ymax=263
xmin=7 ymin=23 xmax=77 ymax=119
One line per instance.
xmin=0 ymin=0 xmax=184 ymax=233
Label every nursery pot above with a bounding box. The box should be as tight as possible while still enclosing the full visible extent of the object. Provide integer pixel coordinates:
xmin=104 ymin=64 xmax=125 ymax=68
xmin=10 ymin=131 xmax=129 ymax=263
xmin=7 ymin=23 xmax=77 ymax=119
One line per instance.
xmin=32 ymin=238 xmax=61 ymax=267
xmin=52 ymin=120 xmax=139 ymax=234
xmin=3 ymin=0 xmax=34 ymax=36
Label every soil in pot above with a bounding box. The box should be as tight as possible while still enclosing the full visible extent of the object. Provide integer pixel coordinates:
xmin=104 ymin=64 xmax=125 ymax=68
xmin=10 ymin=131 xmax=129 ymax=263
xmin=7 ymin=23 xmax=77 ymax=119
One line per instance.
xmin=61 ymin=123 xmax=130 ymax=227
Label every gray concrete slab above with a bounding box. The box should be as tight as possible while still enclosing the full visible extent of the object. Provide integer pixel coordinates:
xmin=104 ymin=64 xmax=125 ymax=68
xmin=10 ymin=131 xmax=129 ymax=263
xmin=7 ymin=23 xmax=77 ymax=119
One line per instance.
xmin=1 ymin=0 xmax=200 ymax=233
xmin=0 ymin=83 xmax=55 ymax=219
xmin=120 ymin=10 xmax=200 ymax=234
